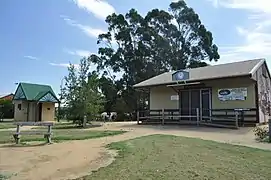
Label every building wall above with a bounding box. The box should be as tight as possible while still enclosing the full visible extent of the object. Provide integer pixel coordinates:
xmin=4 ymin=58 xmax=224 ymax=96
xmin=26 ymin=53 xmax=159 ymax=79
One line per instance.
xmin=253 ymin=63 xmax=271 ymax=123
xmin=41 ymin=102 xmax=55 ymax=121
xmin=13 ymin=100 xmax=28 ymax=121
xmin=149 ymin=77 xmax=256 ymax=110
xmin=204 ymin=77 xmax=256 ymax=109
xmin=150 ymin=86 xmax=178 ymax=109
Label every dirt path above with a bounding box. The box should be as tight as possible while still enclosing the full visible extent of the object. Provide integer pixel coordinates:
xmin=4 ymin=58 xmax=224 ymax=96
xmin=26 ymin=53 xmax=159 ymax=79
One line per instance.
xmin=0 ymin=122 xmax=270 ymax=180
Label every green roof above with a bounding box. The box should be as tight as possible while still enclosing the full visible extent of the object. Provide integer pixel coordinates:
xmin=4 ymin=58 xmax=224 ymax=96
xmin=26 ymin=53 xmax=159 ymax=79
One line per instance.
xmin=14 ymin=82 xmax=59 ymax=102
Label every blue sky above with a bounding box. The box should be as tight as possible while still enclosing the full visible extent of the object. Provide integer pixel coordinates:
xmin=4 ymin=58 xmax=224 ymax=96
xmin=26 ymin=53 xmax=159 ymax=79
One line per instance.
xmin=1 ymin=0 xmax=270 ymax=96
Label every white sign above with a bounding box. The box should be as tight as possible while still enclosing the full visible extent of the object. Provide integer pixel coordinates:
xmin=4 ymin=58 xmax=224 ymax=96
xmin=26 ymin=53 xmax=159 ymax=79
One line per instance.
xmin=171 ymin=95 xmax=179 ymax=101
xmin=218 ymin=88 xmax=247 ymax=101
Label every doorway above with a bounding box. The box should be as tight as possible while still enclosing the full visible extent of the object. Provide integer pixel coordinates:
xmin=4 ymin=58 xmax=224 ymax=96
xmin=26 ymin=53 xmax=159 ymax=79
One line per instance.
xmin=179 ymin=88 xmax=211 ymax=121
xmin=38 ymin=103 xmax=42 ymax=121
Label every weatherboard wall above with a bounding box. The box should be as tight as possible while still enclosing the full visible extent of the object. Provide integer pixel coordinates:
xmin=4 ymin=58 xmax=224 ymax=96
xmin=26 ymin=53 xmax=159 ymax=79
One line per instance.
xmin=205 ymin=77 xmax=256 ymax=110
xmin=13 ymin=100 xmax=28 ymax=121
xmin=253 ymin=63 xmax=271 ymax=123
xmin=149 ymin=77 xmax=256 ymax=111
xmin=150 ymin=86 xmax=178 ymax=110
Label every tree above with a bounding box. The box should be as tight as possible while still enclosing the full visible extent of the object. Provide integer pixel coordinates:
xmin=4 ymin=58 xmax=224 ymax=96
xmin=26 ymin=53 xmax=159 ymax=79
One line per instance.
xmin=89 ymin=0 xmax=220 ymax=112
xmin=61 ymin=58 xmax=104 ymax=126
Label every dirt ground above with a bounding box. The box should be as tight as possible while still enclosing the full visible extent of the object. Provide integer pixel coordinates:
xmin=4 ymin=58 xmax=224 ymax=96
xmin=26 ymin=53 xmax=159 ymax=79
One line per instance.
xmin=0 ymin=122 xmax=271 ymax=180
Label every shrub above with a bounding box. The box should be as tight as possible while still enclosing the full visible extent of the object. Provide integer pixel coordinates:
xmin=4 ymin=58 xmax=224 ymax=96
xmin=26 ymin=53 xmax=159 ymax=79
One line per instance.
xmin=253 ymin=126 xmax=269 ymax=140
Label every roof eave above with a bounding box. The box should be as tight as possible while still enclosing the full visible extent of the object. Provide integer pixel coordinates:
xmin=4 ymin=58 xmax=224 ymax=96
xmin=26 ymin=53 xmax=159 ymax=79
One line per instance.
xmin=133 ymin=74 xmax=252 ymax=88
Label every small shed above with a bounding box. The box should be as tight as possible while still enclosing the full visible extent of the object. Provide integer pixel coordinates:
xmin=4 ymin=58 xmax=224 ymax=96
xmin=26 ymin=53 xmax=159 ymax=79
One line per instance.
xmin=13 ymin=83 xmax=60 ymax=122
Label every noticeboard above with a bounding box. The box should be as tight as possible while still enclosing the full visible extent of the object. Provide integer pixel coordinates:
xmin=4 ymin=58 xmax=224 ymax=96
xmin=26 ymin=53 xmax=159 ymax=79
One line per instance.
xmin=218 ymin=88 xmax=247 ymax=101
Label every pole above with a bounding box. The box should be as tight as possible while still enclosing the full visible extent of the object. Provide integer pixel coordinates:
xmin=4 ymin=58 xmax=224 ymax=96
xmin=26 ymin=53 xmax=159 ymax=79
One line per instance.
xmin=269 ymin=118 xmax=271 ymax=143
xmin=162 ymin=108 xmax=165 ymax=125
xmin=235 ymin=111 xmax=239 ymax=129
xmin=137 ymin=111 xmax=139 ymax=125
xmin=58 ymin=78 xmax=65 ymax=122
xmin=196 ymin=108 xmax=200 ymax=126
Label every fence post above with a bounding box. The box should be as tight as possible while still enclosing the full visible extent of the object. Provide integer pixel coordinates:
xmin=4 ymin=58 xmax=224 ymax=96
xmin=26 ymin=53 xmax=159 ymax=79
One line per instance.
xmin=196 ymin=108 xmax=200 ymax=126
xmin=235 ymin=111 xmax=239 ymax=129
xmin=162 ymin=109 xmax=165 ymax=125
xmin=269 ymin=118 xmax=271 ymax=143
xmin=137 ymin=111 xmax=139 ymax=125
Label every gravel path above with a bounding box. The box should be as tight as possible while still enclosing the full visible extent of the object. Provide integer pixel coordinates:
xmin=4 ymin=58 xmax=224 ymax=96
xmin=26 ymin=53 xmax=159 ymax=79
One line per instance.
xmin=0 ymin=122 xmax=270 ymax=180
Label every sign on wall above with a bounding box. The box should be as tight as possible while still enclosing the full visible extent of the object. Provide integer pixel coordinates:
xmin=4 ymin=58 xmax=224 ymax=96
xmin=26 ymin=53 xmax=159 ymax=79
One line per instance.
xmin=172 ymin=71 xmax=189 ymax=81
xmin=218 ymin=88 xmax=247 ymax=101
xmin=171 ymin=95 xmax=179 ymax=101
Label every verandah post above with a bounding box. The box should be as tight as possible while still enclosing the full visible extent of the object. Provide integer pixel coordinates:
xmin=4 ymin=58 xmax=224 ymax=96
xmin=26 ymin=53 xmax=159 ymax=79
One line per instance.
xmin=162 ymin=108 xmax=165 ymax=125
xmin=137 ymin=111 xmax=139 ymax=125
xmin=235 ymin=111 xmax=239 ymax=129
xmin=269 ymin=118 xmax=271 ymax=143
xmin=196 ymin=108 xmax=200 ymax=126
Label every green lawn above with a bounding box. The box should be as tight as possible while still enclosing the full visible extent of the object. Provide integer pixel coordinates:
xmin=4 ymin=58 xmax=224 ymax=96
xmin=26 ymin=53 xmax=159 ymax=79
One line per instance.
xmin=32 ymin=122 xmax=101 ymax=130
xmin=0 ymin=122 xmax=15 ymax=129
xmin=0 ymin=129 xmax=125 ymax=144
xmin=78 ymin=135 xmax=271 ymax=180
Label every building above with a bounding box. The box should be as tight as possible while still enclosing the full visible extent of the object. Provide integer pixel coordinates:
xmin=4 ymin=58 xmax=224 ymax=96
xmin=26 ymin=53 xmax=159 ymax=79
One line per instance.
xmin=0 ymin=93 xmax=14 ymax=101
xmin=134 ymin=59 xmax=271 ymax=126
xmin=13 ymin=83 xmax=60 ymax=122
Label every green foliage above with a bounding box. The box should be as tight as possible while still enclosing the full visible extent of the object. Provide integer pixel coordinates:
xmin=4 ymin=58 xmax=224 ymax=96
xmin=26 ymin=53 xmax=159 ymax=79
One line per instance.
xmin=61 ymin=58 xmax=104 ymax=125
xmin=0 ymin=99 xmax=14 ymax=119
xmin=253 ymin=126 xmax=269 ymax=140
xmin=88 ymin=0 xmax=220 ymax=112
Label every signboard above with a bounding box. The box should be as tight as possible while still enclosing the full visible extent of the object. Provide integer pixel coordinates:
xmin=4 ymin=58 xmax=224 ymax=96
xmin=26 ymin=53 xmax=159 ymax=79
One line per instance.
xmin=171 ymin=95 xmax=179 ymax=101
xmin=218 ymin=88 xmax=247 ymax=101
xmin=172 ymin=71 xmax=189 ymax=81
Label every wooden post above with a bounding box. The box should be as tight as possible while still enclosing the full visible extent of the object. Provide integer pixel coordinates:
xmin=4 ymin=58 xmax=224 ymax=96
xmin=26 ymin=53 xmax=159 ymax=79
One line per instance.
xmin=83 ymin=115 xmax=87 ymax=128
xmin=269 ymin=118 xmax=271 ymax=143
xmin=162 ymin=109 xmax=165 ymax=125
xmin=15 ymin=124 xmax=20 ymax=144
xmin=46 ymin=125 xmax=52 ymax=144
xmin=235 ymin=111 xmax=239 ymax=129
xmin=196 ymin=108 xmax=200 ymax=126
xmin=137 ymin=111 xmax=139 ymax=125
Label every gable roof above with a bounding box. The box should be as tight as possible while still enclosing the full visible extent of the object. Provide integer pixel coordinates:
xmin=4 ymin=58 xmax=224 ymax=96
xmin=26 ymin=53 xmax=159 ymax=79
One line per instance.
xmin=134 ymin=58 xmax=266 ymax=88
xmin=13 ymin=82 xmax=59 ymax=102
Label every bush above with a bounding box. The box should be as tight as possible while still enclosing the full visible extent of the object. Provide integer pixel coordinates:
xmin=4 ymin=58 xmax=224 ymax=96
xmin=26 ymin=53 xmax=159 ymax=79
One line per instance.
xmin=253 ymin=126 xmax=269 ymax=140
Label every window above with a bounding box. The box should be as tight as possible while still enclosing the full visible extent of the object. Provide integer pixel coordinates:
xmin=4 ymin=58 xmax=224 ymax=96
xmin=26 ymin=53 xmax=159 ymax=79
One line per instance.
xmin=18 ymin=104 xmax=21 ymax=110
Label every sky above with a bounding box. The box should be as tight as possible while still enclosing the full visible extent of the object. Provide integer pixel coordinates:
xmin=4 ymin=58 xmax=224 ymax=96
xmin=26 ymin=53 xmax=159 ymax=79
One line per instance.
xmin=0 ymin=0 xmax=271 ymax=96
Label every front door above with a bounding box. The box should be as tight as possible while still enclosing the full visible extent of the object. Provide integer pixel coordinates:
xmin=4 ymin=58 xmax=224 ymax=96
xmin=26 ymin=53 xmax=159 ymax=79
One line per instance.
xmin=201 ymin=89 xmax=211 ymax=122
xmin=179 ymin=89 xmax=211 ymax=121
xmin=38 ymin=103 xmax=42 ymax=121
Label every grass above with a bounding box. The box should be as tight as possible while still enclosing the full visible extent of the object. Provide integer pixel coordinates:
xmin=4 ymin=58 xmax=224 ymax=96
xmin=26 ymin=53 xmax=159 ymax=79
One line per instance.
xmin=78 ymin=135 xmax=271 ymax=180
xmin=0 ymin=129 xmax=125 ymax=144
xmin=0 ymin=121 xmax=15 ymax=129
xmin=32 ymin=122 xmax=102 ymax=130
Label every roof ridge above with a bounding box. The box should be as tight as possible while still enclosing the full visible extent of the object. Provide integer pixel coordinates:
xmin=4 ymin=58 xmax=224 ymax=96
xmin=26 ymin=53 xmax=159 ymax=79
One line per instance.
xmin=20 ymin=82 xmax=51 ymax=87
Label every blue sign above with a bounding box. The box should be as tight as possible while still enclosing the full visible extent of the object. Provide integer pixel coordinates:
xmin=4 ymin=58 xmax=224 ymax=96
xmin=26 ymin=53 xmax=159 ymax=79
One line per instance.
xmin=172 ymin=71 xmax=189 ymax=81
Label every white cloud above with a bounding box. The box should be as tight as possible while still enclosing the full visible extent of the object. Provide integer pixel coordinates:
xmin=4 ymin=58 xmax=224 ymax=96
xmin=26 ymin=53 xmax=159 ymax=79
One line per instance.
xmin=207 ymin=0 xmax=271 ymax=64
xmin=24 ymin=55 xmax=39 ymax=60
xmin=49 ymin=62 xmax=79 ymax=69
xmin=72 ymin=0 xmax=115 ymax=20
xmin=61 ymin=15 xmax=106 ymax=38
xmin=63 ymin=49 xmax=94 ymax=57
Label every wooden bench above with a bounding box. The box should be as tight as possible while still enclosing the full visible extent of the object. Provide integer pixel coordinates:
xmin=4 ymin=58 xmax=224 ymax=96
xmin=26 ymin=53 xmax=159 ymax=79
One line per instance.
xmin=13 ymin=122 xmax=54 ymax=144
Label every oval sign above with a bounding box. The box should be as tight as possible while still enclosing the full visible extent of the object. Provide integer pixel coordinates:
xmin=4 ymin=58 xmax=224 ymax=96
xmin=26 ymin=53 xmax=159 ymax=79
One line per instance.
xmin=219 ymin=89 xmax=231 ymax=96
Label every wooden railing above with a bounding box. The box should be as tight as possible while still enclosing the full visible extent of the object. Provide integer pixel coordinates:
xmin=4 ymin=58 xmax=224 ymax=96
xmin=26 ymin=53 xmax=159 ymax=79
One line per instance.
xmin=137 ymin=108 xmax=257 ymax=129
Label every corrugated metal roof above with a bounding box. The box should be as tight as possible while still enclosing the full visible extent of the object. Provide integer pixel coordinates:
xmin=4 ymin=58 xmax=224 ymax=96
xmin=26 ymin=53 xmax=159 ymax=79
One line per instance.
xmin=134 ymin=59 xmax=264 ymax=88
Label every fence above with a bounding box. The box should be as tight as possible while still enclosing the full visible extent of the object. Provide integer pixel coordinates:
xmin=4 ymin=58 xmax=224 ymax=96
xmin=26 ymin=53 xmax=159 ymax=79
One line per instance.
xmin=137 ymin=108 xmax=257 ymax=129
